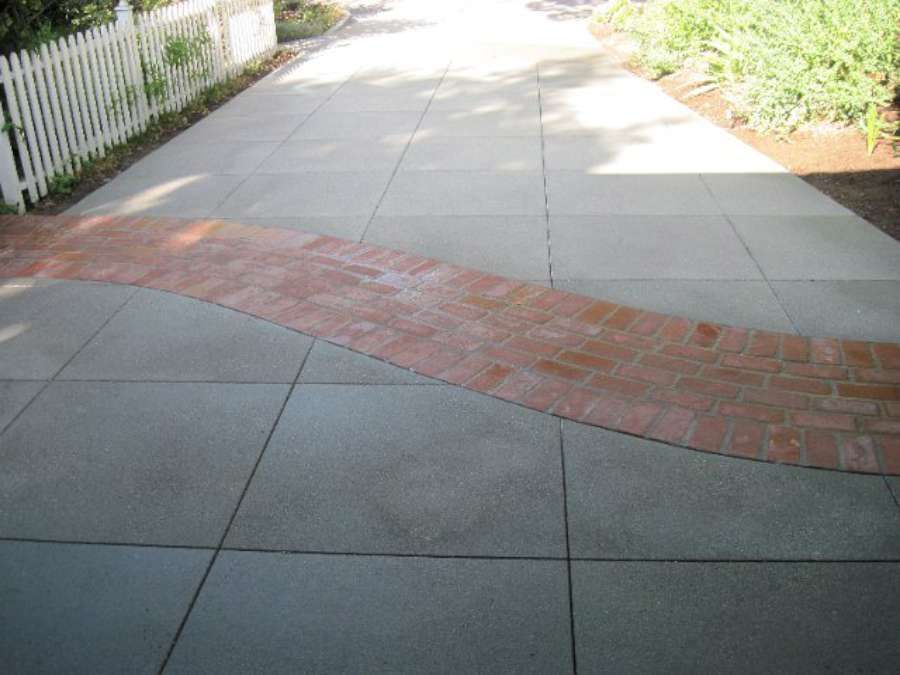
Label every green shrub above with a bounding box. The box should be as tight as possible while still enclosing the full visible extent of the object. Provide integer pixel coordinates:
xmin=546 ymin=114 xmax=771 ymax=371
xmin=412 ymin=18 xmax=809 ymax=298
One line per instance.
xmin=1 ymin=1 xmax=175 ymax=54
xmin=274 ymin=1 xmax=344 ymax=42
xmin=608 ymin=0 xmax=900 ymax=132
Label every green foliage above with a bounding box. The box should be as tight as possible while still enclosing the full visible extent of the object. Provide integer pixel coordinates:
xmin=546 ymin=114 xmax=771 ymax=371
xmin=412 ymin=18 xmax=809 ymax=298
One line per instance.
xmin=48 ymin=172 xmax=77 ymax=196
xmin=1 ymin=1 xmax=176 ymax=54
xmin=596 ymin=0 xmax=637 ymax=29
xmin=274 ymin=1 xmax=344 ymax=42
xmin=606 ymin=0 xmax=900 ymax=132
xmin=864 ymin=102 xmax=898 ymax=155
xmin=140 ymin=31 xmax=212 ymax=103
xmin=866 ymin=103 xmax=880 ymax=154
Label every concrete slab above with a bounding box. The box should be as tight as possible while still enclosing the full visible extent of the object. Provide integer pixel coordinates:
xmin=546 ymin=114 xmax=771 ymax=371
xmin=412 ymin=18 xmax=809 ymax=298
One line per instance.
xmin=417 ymin=108 xmax=542 ymax=136
xmin=888 ymin=478 xmax=900 ymax=508
xmin=365 ymin=214 xmax=550 ymax=279
xmin=298 ymin=340 xmax=439 ymax=384
xmin=68 ymin=174 xmax=245 ymax=218
xmin=122 ymin=141 xmax=279 ymax=178
xmin=175 ymin=114 xmax=304 ymax=143
xmin=213 ymin=92 xmax=325 ymax=117
xmin=732 ymin=215 xmax=900 ymax=280
xmin=213 ymin=172 xmax=391 ymax=218
xmin=167 ymin=552 xmax=572 ymax=673
xmin=378 ymin=171 xmax=546 ymax=215
xmin=555 ymin=279 xmax=796 ymax=332
xmin=0 ymin=381 xmax=43 ymax=431
xmin=546 ymin=173 xmax=722 ymax=215
xmin=562 ymin=423 xmax=900 ymax=560
xmin=227 ymin=385 xmax=565 ymax=556
xmin=290 ymin=110 xmax=421 ymax=140
xmin=572 ymin=561 xmax=900 ymax=673
xmin=703 ymin=173 xmax=852 ymax=216
xmin=771 ymin=280 xmax=900 ymax=342
xmin=0 ymin=381 xmax=288 ymax=546
xmin=60 ymin=289 xmax=313 ymax=382
xmin=0 ymin=541 xmax=210 ymax=674
xmin=544 ymin=129 xmax=783 ymax=174
xmin=401 ymin=136 xmax=543 ymax=172
xmin=550 ymin=215 xmax=761 ymax=280
xmin=257 ymin=139 xmax=407 ymax=172
xmin=0 ymin=279 xmax=134 ymax=379
xmin=319 ymin=82 xmax=436 ymax=112
xmin=430 ymin=78 xmax=539 ymax=112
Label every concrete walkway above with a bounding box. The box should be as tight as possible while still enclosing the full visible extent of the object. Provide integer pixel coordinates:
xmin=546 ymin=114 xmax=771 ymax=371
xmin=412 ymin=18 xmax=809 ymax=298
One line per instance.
xmin=68 ymin=0 xmax=900 ymax=341
xmin=4 ymin=1 xmax=900 ymax=671
xmin=2 ymin=278 xmax=899 ymax=672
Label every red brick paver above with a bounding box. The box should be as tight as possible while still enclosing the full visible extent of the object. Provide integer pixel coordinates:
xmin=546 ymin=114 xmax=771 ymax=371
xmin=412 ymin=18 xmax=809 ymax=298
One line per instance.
xmin=2 ymin=214 xmax=899 ymax=475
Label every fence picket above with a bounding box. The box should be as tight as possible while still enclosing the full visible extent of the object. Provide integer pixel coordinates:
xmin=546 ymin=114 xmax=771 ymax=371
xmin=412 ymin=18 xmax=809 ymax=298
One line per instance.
xmin=18 ymin=52 xmax=55 ymax=196
xmin=0 ymin=55 xmax=38 ymax=203
xmin=84 ymin=28 xmax=114 ymax=152
xmin=0 ymin=0 xmax=276 ymax=209
xmin=52 ymin=39 xmax=83 ymax=171
xmin=31 ymin=49 xmax=66 ymax=179
xmin=40 ymin=43 xmax=74 ymax=174
xmin=75 ymin=32 xmax=105 ymax=159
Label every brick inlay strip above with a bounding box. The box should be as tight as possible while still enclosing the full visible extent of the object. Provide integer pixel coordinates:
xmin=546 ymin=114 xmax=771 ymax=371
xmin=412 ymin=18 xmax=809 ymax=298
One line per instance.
xmin=2 ymin=214 xmax=899 ymax=475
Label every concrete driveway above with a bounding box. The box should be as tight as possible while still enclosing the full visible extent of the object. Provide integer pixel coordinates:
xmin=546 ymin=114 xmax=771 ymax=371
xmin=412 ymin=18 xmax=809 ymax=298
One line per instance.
xmin=68 ymin=0 xmax=900 ymax=341
xmin=2 ymin=277 xmax=899 ymax=672
xmin=4 ymin=0 xmax=900 ymax=671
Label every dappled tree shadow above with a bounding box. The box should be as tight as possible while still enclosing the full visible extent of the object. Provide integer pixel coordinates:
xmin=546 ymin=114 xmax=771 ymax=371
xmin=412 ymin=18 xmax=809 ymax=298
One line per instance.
xmin=525 ymin=0 xmax=596 ymax=21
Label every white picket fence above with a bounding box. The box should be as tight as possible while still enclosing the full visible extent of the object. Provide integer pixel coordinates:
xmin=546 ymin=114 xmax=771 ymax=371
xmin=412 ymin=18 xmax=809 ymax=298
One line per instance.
xmin=0 ymin=0 xmax=276 ymax=212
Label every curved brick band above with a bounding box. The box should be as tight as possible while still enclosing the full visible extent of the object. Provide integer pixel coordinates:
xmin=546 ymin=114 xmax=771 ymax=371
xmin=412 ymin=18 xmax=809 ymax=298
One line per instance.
xmin=2 ymin=214 xmax=898 ymax=474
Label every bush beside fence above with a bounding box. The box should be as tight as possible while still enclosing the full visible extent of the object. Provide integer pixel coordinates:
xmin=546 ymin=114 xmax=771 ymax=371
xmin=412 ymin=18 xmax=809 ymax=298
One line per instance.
xmin=0 ymin=0 xmax=276 ymax=212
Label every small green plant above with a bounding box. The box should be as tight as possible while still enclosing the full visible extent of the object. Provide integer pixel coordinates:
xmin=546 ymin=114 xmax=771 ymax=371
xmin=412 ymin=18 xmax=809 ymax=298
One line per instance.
xmin=862 ymin=103 xmax=897 ymax=155
xmin=48 ymin=173 xmax=77 ymax=196
xmin=0 ymin=202 xmax=20 ymax=215
xmin=1 ymin=120 xmax=24 ymax=136
xmin=142 ymin=61 xmax=168 ymax=102
xmin=139 ymin=30 xmax=212 ymax=104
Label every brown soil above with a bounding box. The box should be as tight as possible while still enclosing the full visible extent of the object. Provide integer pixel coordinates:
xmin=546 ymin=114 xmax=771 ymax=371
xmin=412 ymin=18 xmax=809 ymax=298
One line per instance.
xmin=31 ymin=49 xmax=296 ymax=215
xmin=590 ymin=24 xmax=900 ymax=241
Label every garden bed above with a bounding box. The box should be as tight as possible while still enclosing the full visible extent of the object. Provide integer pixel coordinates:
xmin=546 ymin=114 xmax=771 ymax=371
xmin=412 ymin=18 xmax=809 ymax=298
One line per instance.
xmin=275 ymin=1 xmax=346 ymax=43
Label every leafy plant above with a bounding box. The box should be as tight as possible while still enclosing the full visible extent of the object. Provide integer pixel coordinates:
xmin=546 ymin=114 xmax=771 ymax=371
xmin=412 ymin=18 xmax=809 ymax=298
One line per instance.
xmin=1 ymin=1 xmax=177 ymax=54
xmin=866 ymin=103 xmax=880 ymax=154
xmin=596 ymin=0 xmax=636 ymax=29
xmin=275 ymin=1 xmax=344 ymax=42
xmin=48 ymin=173 xmax=77 ymax=196
xmin=604 ymin=0 xmax=900 ymax=133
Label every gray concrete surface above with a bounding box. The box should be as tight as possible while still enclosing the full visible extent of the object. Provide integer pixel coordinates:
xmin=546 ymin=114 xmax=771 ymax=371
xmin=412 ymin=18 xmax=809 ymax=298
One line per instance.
xmin=1 ymin=278 xmax=898 ymax=671
xmin=65 ymin=0 xmax=900 ymax=340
